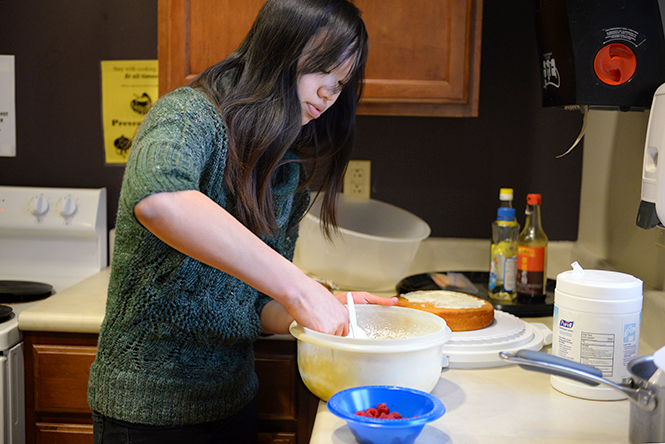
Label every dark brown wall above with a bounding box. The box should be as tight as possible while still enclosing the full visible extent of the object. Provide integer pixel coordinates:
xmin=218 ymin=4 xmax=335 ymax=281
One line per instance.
xmin=0 ymin=0 xmax=583 ymax=240
xmin=0 ymin=0 xmax=157 ymax=229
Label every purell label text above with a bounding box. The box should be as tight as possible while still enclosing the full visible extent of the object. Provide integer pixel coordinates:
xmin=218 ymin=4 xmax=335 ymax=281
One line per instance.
xmin=559 ymin=319 xmax=574 ymax=329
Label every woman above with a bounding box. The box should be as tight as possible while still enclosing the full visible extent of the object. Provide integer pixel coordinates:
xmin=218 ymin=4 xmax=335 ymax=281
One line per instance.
xmin=88 ymin=0 xmax=395 ymax=443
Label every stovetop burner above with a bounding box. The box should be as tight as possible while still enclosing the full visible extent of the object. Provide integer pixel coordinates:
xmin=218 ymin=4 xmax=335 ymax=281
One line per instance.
xmin=0 ymin=280 xmax=54 ymax=303
xmin=0 ymin=305 xmax=12 ymax=323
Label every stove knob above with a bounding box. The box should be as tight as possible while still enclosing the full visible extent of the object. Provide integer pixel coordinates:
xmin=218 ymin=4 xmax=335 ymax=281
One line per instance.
xmin=29 ymin=195 xmax=50 ymax=217
xmin=57 ymin=196 xmax=78 ymax=218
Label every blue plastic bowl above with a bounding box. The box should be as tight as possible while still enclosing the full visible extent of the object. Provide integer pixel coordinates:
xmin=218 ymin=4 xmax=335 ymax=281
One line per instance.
xmin=327 ymin=385 xmax=445 ymax=444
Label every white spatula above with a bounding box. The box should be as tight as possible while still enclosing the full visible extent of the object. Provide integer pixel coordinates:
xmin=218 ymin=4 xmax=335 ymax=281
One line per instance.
xmin=346 ymin=292 xmax=368 ymax=339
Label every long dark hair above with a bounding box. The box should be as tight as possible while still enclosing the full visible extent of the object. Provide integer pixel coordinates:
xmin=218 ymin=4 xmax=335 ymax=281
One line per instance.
xmin=189 ymin=0 xmax=368 ymax=237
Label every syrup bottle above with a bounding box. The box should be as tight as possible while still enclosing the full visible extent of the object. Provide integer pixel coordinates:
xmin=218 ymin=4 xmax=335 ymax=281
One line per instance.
xmin=516 ymin=193 xmax=548 ymax=303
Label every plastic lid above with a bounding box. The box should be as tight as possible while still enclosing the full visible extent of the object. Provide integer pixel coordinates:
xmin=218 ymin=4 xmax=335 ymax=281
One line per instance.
xmin=556 ymin=266 xmax=642 ymax=300
xmin=499 ymin=188 xmax=513 ymax=200
xmin=497 ymin=207 xmax=516 ymax=220
xmin=593 ymin=43 xmax=637 ymax=86
xmin=526 ymin=194 xmax=541 ymax=205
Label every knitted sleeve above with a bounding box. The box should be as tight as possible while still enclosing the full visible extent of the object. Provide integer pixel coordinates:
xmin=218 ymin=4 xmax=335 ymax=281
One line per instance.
xmin=120 ymin=87 xmax=226 ymax=220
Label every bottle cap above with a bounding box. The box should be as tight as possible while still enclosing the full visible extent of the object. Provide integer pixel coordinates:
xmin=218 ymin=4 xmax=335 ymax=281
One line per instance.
xmin=499 ymin=188 xmax=514 ymax=201
xmin=497 ymin=207 xmax=516 ymax=219
xmin=526 ymin=193 xmax=542 ymax=205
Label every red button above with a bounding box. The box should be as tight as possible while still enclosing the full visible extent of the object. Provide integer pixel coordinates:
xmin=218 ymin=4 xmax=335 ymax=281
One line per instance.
xmin=593 ymin=43 xmax=637 ymax=85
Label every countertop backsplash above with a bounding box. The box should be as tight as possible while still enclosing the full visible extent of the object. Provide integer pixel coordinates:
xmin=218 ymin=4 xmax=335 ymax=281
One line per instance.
xmin=405 ymin=237 xmax=577 ymax=278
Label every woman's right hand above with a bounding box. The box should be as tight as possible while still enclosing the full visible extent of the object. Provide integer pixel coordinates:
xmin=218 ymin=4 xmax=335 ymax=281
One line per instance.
xmin=260 ymin=278 xmax=399 ymax=335
xmin=260 ymin=276 xmax=350 ymax=335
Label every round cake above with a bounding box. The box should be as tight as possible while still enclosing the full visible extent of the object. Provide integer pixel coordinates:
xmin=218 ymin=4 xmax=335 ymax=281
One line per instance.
xmin=396 ymin=290 xmax=494 ymax=331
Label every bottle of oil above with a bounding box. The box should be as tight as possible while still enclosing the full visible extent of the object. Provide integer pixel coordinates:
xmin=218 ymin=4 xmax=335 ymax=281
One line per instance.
xmin=488 ymin=207 xmax=519 ymax=301
xmin=516 ymin=194 xmax=548 ymax=303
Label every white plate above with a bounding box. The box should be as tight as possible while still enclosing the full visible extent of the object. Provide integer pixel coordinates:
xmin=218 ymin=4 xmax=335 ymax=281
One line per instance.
xmin=441 ymin=310 xmax=552 ymax=369
xmin=449 ymin=311 xmax=526 ymax=343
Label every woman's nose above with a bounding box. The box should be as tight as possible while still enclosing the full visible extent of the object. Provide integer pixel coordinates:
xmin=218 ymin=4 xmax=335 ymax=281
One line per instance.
xmin=318 ymin=85 xmax=335 ymax=102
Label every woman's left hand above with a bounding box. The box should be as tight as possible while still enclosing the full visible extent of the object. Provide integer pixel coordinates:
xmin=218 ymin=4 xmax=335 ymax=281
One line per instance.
xmin=336 ymin=291 xmax=398 ymax=307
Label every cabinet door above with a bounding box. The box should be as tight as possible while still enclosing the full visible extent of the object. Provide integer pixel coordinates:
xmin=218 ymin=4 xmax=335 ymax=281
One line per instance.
xmin=354 ymin=0 xmax=483 ymax=117
xmin=158 ymin=0 xmax=264 ymax=91
xmin=254 ymin=339 xmax=318 ymax=443
xmin=24 ymin=332 xmax=99 ymax=444
xmin=255 ymin=353 xmax=297 ymax=421
xmin=158 ymin=0 xmax=482 ymax=117
xmin=31 ymin=344 xmax=97 ymax=413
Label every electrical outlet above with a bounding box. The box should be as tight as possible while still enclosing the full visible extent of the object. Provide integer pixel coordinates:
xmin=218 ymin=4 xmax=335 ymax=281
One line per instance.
xmin=344 ymin=160 xmax=371 ymax=198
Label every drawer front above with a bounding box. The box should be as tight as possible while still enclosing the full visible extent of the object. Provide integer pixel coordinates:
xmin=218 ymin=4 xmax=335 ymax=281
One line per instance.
xmin=35 ymin=423 xmax=93 ymax=444
xmin=32 ymin=344 xmax=97 ymax=413
xmin=258 ymin=432 xmax=297 ymax=444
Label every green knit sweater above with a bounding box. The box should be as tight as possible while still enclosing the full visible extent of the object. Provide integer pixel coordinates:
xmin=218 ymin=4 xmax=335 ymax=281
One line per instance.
xmin=87 ymin=87 xmax=310 ymax=426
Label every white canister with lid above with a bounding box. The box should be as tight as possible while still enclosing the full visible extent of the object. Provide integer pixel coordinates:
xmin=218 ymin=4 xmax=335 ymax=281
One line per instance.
xmin=551 ymin=262 xmax=643 ymax=400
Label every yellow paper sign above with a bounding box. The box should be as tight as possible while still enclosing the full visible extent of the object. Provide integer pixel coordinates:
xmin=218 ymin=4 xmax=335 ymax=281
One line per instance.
xmin=101 ymin=60 xmax=158 ymax=164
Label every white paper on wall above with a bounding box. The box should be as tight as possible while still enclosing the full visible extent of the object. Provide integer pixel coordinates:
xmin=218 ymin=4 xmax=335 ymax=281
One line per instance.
xmin=0 ymin=55 xmax=16 ymax=157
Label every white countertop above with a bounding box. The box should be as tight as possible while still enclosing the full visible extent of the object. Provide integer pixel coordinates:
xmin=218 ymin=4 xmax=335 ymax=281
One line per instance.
xmin=310 ymin=362 xmax=634 ymax=444
xmin=309 ymin=325 xmax=656 ymax=444
xmin=17 ymin=267 xmax=110 ymax=333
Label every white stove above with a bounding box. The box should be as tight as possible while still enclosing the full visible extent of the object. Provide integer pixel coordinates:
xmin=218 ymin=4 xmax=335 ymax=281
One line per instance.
xmin=0 ymin=186 xmax=107 ymax=444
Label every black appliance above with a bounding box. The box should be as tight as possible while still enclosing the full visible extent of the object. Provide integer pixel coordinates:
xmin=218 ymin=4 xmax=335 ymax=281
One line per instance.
xmin=534 ymin=0 xmax=665 ymax=110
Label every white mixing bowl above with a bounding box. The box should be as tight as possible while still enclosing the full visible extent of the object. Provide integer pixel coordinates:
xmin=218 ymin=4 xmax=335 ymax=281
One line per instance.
xmin=294 ymin=194 xmax=431 ymax=291
xmin=290 ymin=305 xmax=452 ymax=401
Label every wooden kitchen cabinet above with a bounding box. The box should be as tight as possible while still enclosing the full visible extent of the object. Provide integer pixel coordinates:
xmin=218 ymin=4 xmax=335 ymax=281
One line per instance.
xmin=23 ymin=332 xmax=97 ymax=444
xmin=158 ymin=0 xmax=483 ymax=117
xmin=255 ymin=338 xmax=319 ymax=443
xmin=23 ymin=332 xmax=318 ymax=444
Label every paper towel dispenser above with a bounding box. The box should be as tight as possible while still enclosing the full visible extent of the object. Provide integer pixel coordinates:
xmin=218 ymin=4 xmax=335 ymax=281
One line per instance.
xmin=534 ymin=0 xmax=665 ymax=111
xmin=637 ymin=83 xmax=665 ymax=229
